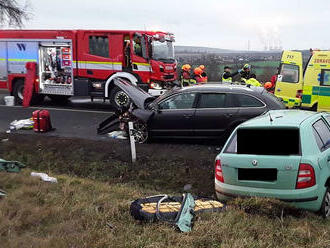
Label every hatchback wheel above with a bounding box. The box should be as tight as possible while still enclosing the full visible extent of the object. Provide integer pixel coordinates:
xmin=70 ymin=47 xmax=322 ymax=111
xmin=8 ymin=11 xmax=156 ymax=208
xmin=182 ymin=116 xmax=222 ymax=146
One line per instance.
xmin=320 ymin=187 xmax=330 ymax=218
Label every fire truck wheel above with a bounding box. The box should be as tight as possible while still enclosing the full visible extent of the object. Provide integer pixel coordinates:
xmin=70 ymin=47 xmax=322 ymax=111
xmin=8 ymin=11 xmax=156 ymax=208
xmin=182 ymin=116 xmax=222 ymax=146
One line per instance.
xmin=110 ymin=86 xmax=131 ymax=110
xmin=48 ymin=95 xmax=71 ymax=104
xmin=13 ymin=79 xmax=25 ymax=105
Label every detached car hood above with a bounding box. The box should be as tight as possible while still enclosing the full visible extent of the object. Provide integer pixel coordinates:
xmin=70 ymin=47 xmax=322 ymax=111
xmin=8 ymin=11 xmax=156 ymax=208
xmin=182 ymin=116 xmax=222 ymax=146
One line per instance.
xmin=114 ymin=78 xmax=155 ymax=109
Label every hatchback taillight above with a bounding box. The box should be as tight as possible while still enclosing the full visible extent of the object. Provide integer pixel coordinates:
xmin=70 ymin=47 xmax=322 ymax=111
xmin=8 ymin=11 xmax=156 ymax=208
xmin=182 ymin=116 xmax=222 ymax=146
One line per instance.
xmin=215 ymin=159 xmax=224 ymax=183
xmin=296 ymin=89 xmax=303 ymax=99
xmin=296 ymin=163 xmax=316 ymax=189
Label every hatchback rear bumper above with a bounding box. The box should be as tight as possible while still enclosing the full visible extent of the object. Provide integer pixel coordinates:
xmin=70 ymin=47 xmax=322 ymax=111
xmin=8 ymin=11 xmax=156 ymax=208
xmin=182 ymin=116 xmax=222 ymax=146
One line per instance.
xmin=215 ymin=179 xmax=323 ymax=211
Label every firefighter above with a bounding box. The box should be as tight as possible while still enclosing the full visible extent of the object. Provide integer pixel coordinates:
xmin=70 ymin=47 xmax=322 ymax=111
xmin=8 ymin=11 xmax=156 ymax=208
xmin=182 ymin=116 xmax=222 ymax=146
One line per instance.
xmin=264 ymin=82 xmax=274 ymax=93
xmin=133 ymin=36 xmax=142 ymax=57
xmin=194 ymin=67 xmax=205 ymax=83
xmin=270 ymin=69 xmax=278 ymax=92
xmin=240 ymin=64 xmax=251 ymax=83
xmin=246 ymin=74 xmax=262 ymax=87
xmin=199 ymin=65 xmax=208 ymax=82
xmin=222 ymin=66 xmax=240 ymax=83
xmin=180 ymin=64 xmax=192 ymax=87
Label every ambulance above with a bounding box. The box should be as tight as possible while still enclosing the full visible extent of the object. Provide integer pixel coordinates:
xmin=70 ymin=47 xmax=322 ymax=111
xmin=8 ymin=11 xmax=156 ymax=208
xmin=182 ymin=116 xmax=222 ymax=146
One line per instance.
xmin=275 ymin=50 xmax=330 ymax=112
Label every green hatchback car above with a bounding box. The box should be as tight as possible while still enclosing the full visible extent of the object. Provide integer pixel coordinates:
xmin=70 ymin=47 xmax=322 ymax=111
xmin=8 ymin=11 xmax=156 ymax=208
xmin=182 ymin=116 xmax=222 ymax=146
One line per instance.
xmin=215 ymin=110 xmax=330 ymax=217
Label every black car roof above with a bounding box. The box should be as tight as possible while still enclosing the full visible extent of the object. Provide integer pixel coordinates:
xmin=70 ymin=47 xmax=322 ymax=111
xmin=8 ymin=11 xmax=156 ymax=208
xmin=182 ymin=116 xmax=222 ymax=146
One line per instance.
xmin=176 ymin=84 xmax=264 ymax=95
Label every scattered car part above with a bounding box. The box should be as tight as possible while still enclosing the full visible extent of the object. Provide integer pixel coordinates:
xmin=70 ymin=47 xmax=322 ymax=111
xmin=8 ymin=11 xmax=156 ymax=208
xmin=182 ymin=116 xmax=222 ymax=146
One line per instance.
xmin=0 ymin=159 xmax=25 ymax=173
xmin=0 ymin=189 xmax=6 ymax=197
xmin=130 ymin=194 xmax=225 ymax=227
xmin=31 ymin=172 xmax=57 ymax=183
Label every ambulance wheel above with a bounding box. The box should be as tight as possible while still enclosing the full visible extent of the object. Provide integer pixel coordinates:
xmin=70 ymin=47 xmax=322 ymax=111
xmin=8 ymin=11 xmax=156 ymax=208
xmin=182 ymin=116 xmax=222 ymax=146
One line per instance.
xmin=48 ymin=95 xmax=70 ymax=104
xmin=110 ymin=86 xmax=131 ymax=110
xmin=13 ymin=79 xmax=24 ymax=105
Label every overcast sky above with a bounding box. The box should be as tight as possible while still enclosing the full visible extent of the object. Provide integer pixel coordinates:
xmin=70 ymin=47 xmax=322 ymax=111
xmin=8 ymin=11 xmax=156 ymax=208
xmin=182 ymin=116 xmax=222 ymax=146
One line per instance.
xmin=23 ymin=0 xmax=330 ymax=51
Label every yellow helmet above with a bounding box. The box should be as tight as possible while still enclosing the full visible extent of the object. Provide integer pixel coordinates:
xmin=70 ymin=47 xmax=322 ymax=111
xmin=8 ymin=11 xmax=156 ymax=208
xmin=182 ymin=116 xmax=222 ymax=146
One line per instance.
xmin=182 ymin=64 xmax=191 ymax=71
xmin=243 ymin=64 xmax=251 ymax=70
xmin=199 ymin=65 xmax=205 ymax=70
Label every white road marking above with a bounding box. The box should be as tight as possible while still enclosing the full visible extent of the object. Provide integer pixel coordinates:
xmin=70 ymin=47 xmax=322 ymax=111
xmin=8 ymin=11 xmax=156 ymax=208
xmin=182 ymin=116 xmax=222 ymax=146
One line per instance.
xmin=0 ymin=105 xmax=113 ymax=114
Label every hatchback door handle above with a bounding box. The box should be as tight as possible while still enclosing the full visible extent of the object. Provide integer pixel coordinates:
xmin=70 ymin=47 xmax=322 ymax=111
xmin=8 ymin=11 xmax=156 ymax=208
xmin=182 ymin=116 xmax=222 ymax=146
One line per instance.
xmin=184 ymin=114 xmax=192 ymax=118
xmin=225 ymin=113 xmax=233 ymax=117
xmin=327 ymin=156 xmax=330 ymax=162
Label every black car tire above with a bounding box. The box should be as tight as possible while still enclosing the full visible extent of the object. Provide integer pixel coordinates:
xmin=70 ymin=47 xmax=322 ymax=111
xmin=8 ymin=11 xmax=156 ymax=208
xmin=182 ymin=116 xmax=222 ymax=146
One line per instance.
xmin=13 ymin=79 xmax=25 ymax=105
xmin=320 ymin=187 xmax=330 ymax=219
xmin=131 ymin=121 xmax=149 ymax=144
xmin=110 ymin=86 xmax=131 ymax=111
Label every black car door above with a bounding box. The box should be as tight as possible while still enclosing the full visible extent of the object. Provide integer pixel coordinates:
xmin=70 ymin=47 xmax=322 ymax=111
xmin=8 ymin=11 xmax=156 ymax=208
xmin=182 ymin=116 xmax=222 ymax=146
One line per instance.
xmin=193 ymin=92 xmax=239 ymax=137
xmin=149 ymin=92 xmax=197 ymax=137
xmin=231 ymin=93 xmax=267 ymax=121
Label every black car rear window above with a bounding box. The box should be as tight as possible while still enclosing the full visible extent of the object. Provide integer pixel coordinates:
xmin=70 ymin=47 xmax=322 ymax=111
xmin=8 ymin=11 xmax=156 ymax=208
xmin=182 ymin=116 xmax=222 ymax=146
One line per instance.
xmin=225 ymin=128 xmax=300 ymax=155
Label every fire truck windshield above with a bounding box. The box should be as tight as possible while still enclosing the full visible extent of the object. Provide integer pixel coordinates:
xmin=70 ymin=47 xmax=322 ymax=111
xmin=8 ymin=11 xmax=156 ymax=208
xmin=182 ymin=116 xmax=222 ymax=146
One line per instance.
xmin=151 ymin=40 xmax=174 ymax=63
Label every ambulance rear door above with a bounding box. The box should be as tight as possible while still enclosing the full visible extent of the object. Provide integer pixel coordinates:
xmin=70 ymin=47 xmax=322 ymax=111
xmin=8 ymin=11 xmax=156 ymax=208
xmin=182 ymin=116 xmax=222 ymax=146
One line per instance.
xmin=275 ymin=51 xmax=303 ymax=108
xmin=317 ymin=66 xmax=330 ymax=112
xmin=303 ymin=51 xmax=330 ymax=111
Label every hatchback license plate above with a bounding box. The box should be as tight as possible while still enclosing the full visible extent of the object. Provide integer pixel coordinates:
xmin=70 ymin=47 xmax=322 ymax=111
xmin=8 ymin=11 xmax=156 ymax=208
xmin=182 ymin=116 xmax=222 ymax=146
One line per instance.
xmin=238 ymin=168 xmax=277 ymax=181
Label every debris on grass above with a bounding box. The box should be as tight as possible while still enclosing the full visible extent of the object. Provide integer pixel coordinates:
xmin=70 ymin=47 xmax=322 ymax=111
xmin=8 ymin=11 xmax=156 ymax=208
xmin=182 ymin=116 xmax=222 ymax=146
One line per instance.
xmin=30 ymin=172 xmax=58 ymax=183
xmin=0 ymin=158 xmax=25 ymax=173
xmin=107 ymin=130 xmax=127 ymax=140
xmin=130 ymin=194 xmax=225 ymax=232
xmin=0 ymin=189 xmax=6 ymax=197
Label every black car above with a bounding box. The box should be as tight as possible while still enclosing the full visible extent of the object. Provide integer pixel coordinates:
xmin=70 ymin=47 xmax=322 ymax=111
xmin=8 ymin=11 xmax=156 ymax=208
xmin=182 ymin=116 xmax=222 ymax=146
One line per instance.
xmin=98 ymin=79 xmax=285 ymax=143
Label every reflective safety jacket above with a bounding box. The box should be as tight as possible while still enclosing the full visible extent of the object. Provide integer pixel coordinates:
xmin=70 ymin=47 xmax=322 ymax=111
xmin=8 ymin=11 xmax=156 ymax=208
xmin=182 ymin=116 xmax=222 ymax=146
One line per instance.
xmin=222 ymin=71 xmax=239 ymax=82
xmin=246 ymin=78 xmax=262 ymax=87
xmin=181 ymin=71 xmax=196 ymax=86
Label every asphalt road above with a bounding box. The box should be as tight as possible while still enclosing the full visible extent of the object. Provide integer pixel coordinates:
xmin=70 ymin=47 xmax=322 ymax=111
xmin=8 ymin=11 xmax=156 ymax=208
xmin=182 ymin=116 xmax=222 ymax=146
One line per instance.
xmin=0 ymin=89 xmax=115 ymax=140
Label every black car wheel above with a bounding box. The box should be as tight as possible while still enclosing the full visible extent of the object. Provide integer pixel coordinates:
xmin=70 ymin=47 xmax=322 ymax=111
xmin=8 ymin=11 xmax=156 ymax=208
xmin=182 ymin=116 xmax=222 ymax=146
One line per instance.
xmin=320 ymin=187 xmax=330 ymax=218
xmin=131 ymin=121 xmax=148 ymax=144
xmin=110 ymin=86 xmax=131 ymax=110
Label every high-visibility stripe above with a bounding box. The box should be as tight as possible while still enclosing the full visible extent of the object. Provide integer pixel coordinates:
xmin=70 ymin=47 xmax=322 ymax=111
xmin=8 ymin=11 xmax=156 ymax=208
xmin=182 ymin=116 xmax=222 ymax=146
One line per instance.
xmin=133 ymin=62 xmax=151 ymax=72
xmin=74 ymin=60 xmax=122 ymax=65
xmin=8 ymin=58 xmax=37 ymax=62
xmin=133 ymin=62 xmax=150 ymax=67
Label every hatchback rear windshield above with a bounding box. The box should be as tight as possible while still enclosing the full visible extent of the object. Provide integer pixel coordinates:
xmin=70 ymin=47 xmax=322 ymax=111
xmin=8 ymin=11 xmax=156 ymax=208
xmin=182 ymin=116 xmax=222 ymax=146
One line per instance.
xmin=224 ymin=128 xmax=300 ymax=155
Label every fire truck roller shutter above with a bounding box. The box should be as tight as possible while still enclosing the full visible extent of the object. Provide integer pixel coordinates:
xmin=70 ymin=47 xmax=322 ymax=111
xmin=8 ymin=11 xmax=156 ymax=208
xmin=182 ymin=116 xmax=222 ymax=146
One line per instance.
xmin=104 ymin=72 xmax=138 ymax=98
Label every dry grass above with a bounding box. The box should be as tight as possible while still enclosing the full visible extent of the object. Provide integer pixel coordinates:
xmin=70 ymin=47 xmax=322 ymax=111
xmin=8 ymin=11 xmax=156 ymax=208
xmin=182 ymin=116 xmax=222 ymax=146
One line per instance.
xmin=1 ymin=135 xmax=330 ymax=247
xmin=1 ymin=170 xmax=330 ymax=248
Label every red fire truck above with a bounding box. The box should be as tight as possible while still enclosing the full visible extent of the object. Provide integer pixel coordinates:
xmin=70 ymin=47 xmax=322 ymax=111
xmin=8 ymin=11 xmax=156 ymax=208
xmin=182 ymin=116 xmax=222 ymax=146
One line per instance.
xmin=0 ymin=30 xmax=177 ymax=108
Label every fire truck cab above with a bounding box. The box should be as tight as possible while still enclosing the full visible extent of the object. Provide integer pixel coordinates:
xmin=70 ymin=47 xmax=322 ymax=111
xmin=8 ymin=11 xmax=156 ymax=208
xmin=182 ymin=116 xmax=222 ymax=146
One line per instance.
xmin=0 ymin=30 xmax=178 ymax=109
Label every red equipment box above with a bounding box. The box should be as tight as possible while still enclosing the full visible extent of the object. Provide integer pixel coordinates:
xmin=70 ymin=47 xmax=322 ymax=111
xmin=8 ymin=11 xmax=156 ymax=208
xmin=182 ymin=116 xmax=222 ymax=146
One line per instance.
xmin=32 ymin=110 xmax=53 ymax=132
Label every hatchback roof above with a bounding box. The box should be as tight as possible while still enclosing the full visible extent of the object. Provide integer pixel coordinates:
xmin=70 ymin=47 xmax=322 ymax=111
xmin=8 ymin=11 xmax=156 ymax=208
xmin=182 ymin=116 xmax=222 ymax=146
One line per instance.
xmin=239 ymin=110 xmax=320 ymax=128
